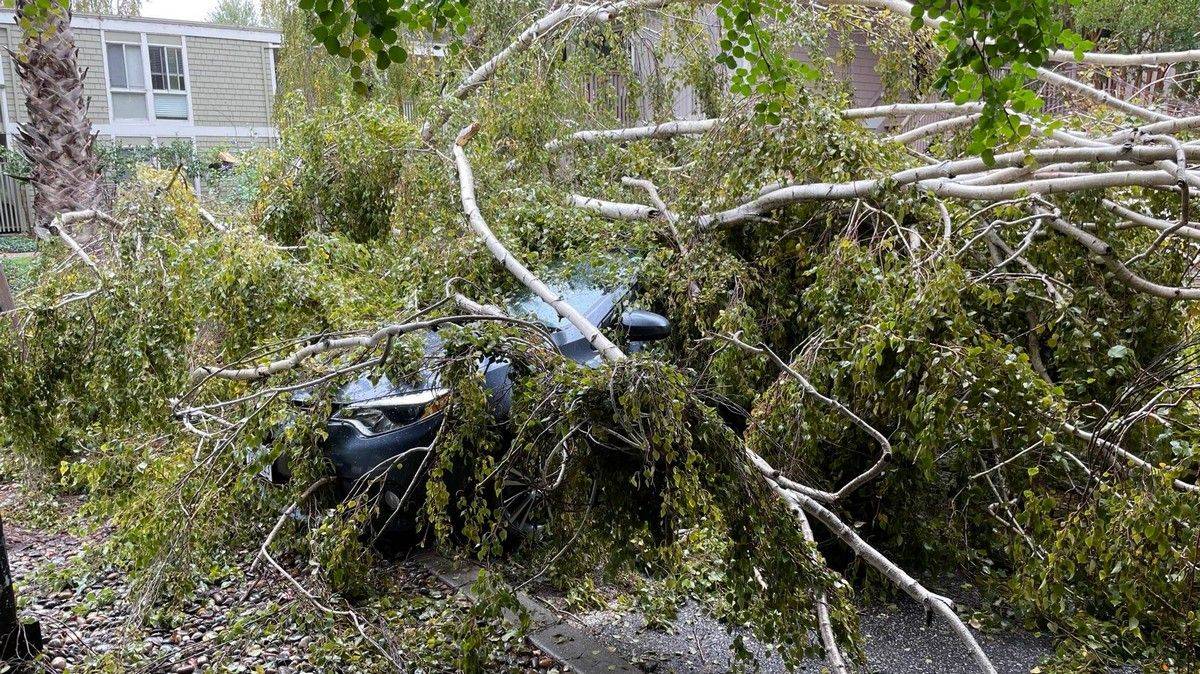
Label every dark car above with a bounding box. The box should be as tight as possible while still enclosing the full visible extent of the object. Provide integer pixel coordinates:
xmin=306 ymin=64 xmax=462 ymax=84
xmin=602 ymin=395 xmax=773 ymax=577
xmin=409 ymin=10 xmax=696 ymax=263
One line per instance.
xmin=267 ymin=261 xmax=671 ymax=540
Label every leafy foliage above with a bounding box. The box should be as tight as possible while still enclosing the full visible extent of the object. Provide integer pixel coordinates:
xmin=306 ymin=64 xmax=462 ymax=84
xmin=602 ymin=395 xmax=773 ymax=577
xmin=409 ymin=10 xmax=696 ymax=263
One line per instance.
xmin=254 ymin=95 xmax=417 ymax=243
xmin=5 ymin=3 xmax=1200 ymax=670
xmin=298 ymin=0 xmax=470 ymax=95
xmin=1012 ymin=477 xmax=1200 ymax=668
xmin=914 ymin=0 xmax=1091 ymax=159
xmin=1068 ymin=0 xmax=1200 ymax=53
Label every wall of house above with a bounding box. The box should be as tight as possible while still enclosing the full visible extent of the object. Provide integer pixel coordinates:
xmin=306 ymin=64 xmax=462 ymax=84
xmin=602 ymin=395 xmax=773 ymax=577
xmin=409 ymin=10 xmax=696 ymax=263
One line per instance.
xmin=76 ymin=27 xmax=111 ymax=125
xmin=194 ymin=135 xmax=273 ymax=151
xmin=625 ymin=9 xmax=886 ymax=122
xmin=0 ymin=15 xmax=278 ymax=148
xmin=0 ymin=25 xmax=111 ymax=128
xmin=186 ymin=36 xmax=274 ymax=129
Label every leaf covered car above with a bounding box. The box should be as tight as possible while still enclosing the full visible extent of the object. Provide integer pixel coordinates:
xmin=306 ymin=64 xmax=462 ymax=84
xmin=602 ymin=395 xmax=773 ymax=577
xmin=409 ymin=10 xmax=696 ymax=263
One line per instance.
xmin=265 ymin=260 xmax=671 ymax=541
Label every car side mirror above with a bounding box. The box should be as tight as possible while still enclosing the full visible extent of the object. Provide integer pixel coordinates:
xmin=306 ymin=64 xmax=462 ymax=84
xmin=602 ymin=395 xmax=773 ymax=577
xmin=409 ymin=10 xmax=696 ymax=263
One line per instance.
xmin=621 ymin=310 xmax=671 ymax=343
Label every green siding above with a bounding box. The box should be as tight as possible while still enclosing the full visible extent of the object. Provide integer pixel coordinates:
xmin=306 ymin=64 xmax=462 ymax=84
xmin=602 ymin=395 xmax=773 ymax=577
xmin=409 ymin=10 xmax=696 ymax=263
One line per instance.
xmin=187 ymin=36 xmax=272 ymax=128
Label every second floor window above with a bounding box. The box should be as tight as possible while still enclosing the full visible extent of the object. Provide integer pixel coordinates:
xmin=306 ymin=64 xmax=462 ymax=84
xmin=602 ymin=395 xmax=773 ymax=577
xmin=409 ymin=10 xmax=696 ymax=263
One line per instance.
xmin=106 ymin=39 xmax=190 ymax=122
xmin=149 ymin=46 xmax=185 ymax=92
xmin=106 ymin=42 xmax=147 ymax=121
xmin=148 ymin=45 xmax=187 ymax=120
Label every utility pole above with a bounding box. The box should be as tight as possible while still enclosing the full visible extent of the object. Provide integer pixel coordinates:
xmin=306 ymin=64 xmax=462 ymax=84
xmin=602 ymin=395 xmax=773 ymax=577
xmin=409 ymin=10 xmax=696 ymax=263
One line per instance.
xmin=0 ymin=514 xmax=41 ymax=661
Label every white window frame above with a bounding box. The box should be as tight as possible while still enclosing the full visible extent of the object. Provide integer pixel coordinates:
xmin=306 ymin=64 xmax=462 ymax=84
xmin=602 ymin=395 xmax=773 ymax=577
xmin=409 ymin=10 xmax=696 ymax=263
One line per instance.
xmin=146 ymin=38 xmax=192 ymax=121
xmin=102 ymin=32 xmax=193 ymax=125
xmin=147 ymin=44 xmax=186 ymax=93
xmin=104 ymin=41 xmax=144 ymax=93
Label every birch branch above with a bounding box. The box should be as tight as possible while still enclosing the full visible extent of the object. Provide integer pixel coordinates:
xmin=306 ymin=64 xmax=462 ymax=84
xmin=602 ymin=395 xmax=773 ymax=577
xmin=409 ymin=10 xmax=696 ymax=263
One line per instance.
xmin=842 ymin=102 xmax=984 ymax=119
xmin=546 ymin=118 xmax=720 ymax=153
xmin=1103 ymin=200 xmax=1200 ymax=241
xmin=29 ymin=209 xmax=123 ymax=309
xmin=758 ymin=467 xmax=852 ymax=674
xmin=621 ymin=176 xmax=677 ymax=224
xmin=1034 ymin=68 xmax=1173 ymax=123
xmin=453 ymin=123 xmax=628 ymax=363
xmin=420 ymin=0 xmax=669 ymax=143
xmin=452 ymin=293 xmax=508 ymax=318
xmin=746 ymin=447 xmax=997 ymax=674
xmin=702 ymin=168 xmax=1179 ymax=227
xmin=568 ymin=194 xmax=661 ymax=221
xmin=545 ymin=105 xmax=978 ymax=151
xmin=1039 ymin=206 xmax=1200 ymax=300
xmin=251 ymin=476 xmax=336 ymax=574
xmin=1066 ymin=423 xmax=1200 ymax=493
xmin=723 ymin=333 xmax=892 ymax=502
xmin=887 ymin=113 xmax=981 ymax=145
xmin=43 ymin=210 xmax=115 ymax=274
xmin=703 ymin=140 xmax=1200 ymax=228
xmin=803 ymin=515 xmax=851 ymax=674
xmin=188 ymin=314 xmax=542 ymax=383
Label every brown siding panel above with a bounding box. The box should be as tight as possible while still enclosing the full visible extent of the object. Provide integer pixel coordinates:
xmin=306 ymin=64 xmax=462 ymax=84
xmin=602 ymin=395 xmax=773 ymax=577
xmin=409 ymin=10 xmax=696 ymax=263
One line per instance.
xmin=629 ymin=10 xmax=886 ymax=122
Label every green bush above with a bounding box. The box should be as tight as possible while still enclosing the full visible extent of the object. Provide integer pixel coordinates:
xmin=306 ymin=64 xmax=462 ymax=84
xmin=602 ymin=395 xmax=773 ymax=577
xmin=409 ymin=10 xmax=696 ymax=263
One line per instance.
xmin=254 ymin=94 xmax=417 ymax=244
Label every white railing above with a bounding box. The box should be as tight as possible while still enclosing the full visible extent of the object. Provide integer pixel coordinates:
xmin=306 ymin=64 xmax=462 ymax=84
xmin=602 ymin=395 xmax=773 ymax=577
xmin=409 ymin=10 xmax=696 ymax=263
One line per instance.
xmin=0 ymin=173 xmax=33 ymax=235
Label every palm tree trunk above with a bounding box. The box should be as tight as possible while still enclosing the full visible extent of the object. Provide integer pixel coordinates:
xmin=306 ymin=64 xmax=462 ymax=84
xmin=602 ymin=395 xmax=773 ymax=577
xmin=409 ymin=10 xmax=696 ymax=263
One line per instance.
xmin=11 ymin=0 xmax=100 ymax=226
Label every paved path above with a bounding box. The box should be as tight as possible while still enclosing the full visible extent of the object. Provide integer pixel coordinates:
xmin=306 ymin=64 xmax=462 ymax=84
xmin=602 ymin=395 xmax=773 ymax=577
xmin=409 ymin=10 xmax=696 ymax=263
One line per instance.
xmin=422 ymin=550 xmax=1070 ymax=674
xmin=553 ymin=596 xmax=1054 ymax=673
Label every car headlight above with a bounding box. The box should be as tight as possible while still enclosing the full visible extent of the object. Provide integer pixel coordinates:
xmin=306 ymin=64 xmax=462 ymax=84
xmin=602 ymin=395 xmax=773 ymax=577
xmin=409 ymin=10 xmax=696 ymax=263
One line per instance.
xmin=337 ymin=388 xmax=449 ymax=436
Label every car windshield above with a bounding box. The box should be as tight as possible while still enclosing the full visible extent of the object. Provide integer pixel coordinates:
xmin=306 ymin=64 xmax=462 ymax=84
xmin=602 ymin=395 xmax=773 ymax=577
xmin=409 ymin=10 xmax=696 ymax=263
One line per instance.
xmin=503 ymin=257 xmax=633 ymax=330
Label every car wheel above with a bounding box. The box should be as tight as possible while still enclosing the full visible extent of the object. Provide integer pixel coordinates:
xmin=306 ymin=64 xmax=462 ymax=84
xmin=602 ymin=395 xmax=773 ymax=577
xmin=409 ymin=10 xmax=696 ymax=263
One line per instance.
xmin=499 ymin=466 xmax=552 ymax=540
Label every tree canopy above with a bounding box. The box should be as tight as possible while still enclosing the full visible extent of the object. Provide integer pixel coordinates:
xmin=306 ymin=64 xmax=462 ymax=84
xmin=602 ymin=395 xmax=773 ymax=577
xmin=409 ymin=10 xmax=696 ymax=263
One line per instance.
xmin=206 ymin=0 xmax=262 ymax=27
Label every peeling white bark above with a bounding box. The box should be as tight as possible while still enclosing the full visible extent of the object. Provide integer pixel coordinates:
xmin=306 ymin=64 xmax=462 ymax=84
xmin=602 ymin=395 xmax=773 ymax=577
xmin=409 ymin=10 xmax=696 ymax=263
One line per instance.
xmin=887 ymin=113 xmax=981 ymax=145
xmin=568 ymin=194 xmax=661 ymax=221
xmin=620 ymin=176 xmax=678 ymax=224
xmin=702 ymin=165 xmax=1180 ymax=227
xmin=842 ymin=102 xmax=984 ymax=119
xmin=546 ymin=119 xmax=721 ymax=153
xmin=453 ymin=124 xmax=628 ymax=363
xmin=421 ymin=0 xmax=670 ymax=143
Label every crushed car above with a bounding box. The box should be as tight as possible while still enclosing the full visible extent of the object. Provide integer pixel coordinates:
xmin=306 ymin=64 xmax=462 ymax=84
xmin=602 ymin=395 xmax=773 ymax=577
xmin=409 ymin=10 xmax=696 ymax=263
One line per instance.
xmin=263 ymin=259 xmax=671 ymax=542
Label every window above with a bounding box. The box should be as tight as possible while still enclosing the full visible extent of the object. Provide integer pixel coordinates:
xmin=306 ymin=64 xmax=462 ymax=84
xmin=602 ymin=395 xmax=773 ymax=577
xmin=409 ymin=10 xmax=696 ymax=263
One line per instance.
xmin=106 ymin=43 xmax=148 ymax=120
xmin=148 ymin=45 xmax=186 ymax=92
xmin=106 ymin=39 xmax=190 ymax=122
xmin=148 ymin=45 xmax=187 ymax=120
xmin=106 ymin=43 xmax=143 ymax=90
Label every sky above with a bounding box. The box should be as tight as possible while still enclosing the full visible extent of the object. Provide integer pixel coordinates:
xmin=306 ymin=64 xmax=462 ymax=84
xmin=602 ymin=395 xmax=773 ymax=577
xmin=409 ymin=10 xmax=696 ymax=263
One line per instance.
xmin=140 ymin=0 xmax=223 ymax=22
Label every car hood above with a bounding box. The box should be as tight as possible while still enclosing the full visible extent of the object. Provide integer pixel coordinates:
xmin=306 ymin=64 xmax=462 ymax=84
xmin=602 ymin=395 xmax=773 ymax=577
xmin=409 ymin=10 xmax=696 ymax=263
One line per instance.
xmin=291 ymin=332 xmax=445 ymax=407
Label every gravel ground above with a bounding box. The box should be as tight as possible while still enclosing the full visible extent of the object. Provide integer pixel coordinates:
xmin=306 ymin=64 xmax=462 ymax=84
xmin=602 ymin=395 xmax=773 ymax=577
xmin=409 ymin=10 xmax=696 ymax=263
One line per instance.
xmin=0 ymin=482 xmax=566 ymax=673
xmin=0 ymin=481 xmax=1135 ymax=674
xmin=537 ymin=591 xmax=1056 ymax=673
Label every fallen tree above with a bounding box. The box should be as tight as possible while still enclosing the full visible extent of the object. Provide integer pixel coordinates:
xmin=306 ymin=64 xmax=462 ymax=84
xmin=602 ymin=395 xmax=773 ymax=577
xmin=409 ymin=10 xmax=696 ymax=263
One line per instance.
xmin=3 ymin=0 xmax=1200 ymax=672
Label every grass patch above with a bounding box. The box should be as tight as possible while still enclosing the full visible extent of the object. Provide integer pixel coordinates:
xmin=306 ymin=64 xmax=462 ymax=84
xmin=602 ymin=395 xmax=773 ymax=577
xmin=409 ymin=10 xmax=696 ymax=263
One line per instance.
xmin=1 ymin=254 xmax=37 ymax=292
xmin=0 ymin=235 xmax=35 ymax=254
